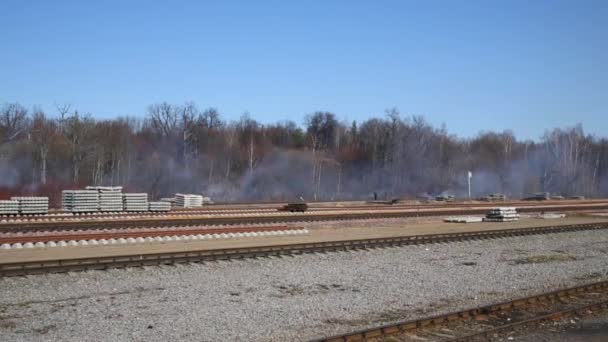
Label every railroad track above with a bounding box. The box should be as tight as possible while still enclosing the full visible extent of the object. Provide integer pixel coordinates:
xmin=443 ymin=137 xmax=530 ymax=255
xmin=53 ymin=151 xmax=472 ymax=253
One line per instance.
xmin=2 ymin=199 xmax=605 ymax=224
xmin=312 ymin=280 xmax=608 ymax=342
xmin=0 ymin=225 xmax=299 ymax=244
xmin=1 ymin=222 xmax=606 ymax=277
xmin=1 ymin=203 xmax=608 ymax=233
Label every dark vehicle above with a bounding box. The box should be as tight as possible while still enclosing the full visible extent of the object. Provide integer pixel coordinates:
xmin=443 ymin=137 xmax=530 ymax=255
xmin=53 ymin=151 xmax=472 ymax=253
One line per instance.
xmin=367 ymin=199 xmax=399 ymax=205
xmin=279 ymin=203 xmax=308 ymax=212
xmin=523 ymin=192 xmax=550 ymax=201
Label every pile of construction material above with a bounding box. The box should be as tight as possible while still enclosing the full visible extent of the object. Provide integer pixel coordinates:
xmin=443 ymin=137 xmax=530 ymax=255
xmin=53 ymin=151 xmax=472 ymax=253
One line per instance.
xmin=483 ymin=207 xmax=520 ymax=222
xmin=149 ymin=201 xmax=171 ymax=212
xmin=435 ymin=194 xmax=455 ymax=202
xmin=160 ymin=197 xmax=175 ymax=206
xmin=86 ymin=186 xmax=123 ymax=212
xmin=62 ymin=190 xmax=99 ymax=213
xmin=443 ymin=216 xmax=483 ymax=223
xmin=0 ymin=200 xmax=19 ymax=215
xmin=482 ymin=193 xmax=506 ymax=202
xmin=175 ymin=194 xmax=204 ymax=208
xmin=12 ymin=197 xmax=49 ymax=215
xmin=538 ymin=213 xmax=566 ymax=219
xmin=123 ymin=193 xmax=148 ymax=211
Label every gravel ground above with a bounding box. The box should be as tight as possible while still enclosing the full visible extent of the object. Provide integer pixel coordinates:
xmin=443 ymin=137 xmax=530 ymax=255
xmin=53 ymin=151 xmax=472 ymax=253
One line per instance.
xmin=1 ymin=230 xmax=607 ymax=342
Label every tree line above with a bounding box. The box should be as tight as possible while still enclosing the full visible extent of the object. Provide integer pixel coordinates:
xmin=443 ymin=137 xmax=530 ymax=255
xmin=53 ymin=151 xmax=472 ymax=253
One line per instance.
xmin=1 ymin=102 xmax=607 ymax=205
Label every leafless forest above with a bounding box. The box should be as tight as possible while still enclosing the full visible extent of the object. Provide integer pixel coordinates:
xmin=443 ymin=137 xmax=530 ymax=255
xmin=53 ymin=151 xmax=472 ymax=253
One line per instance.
xmin=1 ymin=102 xmax=607 ymax=205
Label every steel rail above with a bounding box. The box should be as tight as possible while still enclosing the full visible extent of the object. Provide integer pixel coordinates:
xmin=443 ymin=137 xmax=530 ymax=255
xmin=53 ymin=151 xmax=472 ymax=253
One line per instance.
xmin=312 ymin=281 xmax=608 ymax=342
xmin=2 ymin=204 xmax=608 ymax=233
xmin=1 ymin=222 xmax=607 ymax=277
xmin=449 ymin=300 xmax=608 ymax=341
xmin=2 ymin=199 xmax=606 ymax=223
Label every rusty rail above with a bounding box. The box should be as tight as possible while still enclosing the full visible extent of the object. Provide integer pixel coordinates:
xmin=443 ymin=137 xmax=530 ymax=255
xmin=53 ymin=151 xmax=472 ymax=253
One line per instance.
xmin=312 ymin=281 xmax=608 ymax=342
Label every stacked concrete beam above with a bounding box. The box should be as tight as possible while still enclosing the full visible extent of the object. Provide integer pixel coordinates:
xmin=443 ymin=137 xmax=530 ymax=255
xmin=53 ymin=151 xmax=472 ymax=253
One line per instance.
xmin=86 ymin=186 xmax=123 ymax=191
xmin=435 ymin=194 xmax=455 ymax=202
xmin=483 ymin=207 xmax=520 ymax=222
xmin=62 ymin=190 xmax=99 ymax=213
xmin=175 ymin=194 xmax=204 ymax=208
xmin=12 ymin=197 xmax=49 ymax=215
xmin=149 ymin=201 xmax=171 ymax=212
xmin=123 ymin=193 xmax=148 ymax=212
xmin=86 ymin=186 xmax=123 ymax=211
xmin=443 ymin=216 xmax=483 ymax=223
xmin=484 ymin=193 xmax=506 ymax=202
xmin=160 ymin=197 xmax=176 ymax=207
xmin=0 ymin=200 xmax=19 ymax=215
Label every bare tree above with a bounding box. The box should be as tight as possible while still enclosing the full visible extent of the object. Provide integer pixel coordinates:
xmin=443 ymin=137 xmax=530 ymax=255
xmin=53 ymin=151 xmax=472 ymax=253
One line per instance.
xmin=31 ymin=109 xmax=59 ymax=184
xmin=1 ymin=100 xmax=608 ymax=202
xmin=0 ymin=103 xmax=29 ymax=144
xmin=148 ymin=102 xmax=179 ymax=138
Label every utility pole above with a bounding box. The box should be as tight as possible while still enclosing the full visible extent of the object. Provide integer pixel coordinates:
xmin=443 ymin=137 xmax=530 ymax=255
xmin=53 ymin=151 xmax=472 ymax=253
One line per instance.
xmin=468 ymin=171 xmax=473 ymax=199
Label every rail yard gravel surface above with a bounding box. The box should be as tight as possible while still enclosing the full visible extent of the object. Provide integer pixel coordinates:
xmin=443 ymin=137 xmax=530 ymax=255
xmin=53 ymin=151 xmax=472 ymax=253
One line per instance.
xmin=1 ymin=229 xmax=607 ymax=341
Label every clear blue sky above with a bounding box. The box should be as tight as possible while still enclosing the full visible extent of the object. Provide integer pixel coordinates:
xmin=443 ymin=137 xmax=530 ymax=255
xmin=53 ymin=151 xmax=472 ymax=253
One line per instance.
xmin=1 ymin=0 xmax=606 ymax=140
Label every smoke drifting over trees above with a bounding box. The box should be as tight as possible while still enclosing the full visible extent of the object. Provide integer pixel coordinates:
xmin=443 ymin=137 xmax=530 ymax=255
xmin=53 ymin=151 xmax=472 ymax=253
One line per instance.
xmin=1 ymin=102 xmax=608 ymax=204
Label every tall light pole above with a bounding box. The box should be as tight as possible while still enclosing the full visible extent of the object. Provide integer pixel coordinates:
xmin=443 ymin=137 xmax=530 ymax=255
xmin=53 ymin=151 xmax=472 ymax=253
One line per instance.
xmin=468 ymin=171 xmax=472 ymax=199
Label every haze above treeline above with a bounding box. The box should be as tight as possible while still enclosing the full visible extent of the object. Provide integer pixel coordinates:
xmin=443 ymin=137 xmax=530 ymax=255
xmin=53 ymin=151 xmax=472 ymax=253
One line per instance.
xmin=1 ymin=101 xmax=607 ymax=204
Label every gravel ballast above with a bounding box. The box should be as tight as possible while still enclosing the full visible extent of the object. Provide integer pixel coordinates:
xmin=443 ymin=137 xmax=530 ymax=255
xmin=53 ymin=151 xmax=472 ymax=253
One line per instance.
xmin=1 ymin=230 xmax=607 ymax=341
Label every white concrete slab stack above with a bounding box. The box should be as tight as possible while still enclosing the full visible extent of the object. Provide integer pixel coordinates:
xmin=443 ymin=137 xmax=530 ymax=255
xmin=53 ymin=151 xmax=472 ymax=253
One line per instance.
xmin=0 ymin=200 xmax=19 ymax=215
xmin=62 ymin=190 xmax=100 ymax=213
xmin=175 ymin=194 xmax=203 ymax=208
xmin=86 ymin=186 xmax=123 ymax=211
xmin=483 ymin=207 xmax=520 ymax=222
xmin=160 ymin=197 xmax=176 ymax=207
xmin=149 ymin=201 xmax=171 ymax=212
xmin=12 ymin=196 xmax=49 ymax=215
xmin=485 ymin=193 xmax=506 ymax=202
xmin=123 ymin=193 xmax=148 ymax=211
xmin=443 ymin=216 xmax=483 ymax=223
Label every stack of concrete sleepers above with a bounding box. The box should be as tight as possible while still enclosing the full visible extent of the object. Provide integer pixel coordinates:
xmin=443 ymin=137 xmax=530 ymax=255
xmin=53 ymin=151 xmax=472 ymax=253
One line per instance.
xmin=12 ymin=196 xmax=49 ymax=215
xmin=87 ymin=186 xmax=123 ymax=211
xmin=0 ymin=200 xmax=19 ymax=215
xmin=435 ymin=194 xmax=455 ymax=202
xmin=443 ymin=216 xmax=483 ymax=223
xmin=483 ymin=207 xmax=520 ymax=222
xmin=62 ymin=190 xmax=99 ymax=213
xmin=485 ymin=193 xmax=506 ymax=202
xmin=175 ymin=194 xmax=203 ymax=208
xmin=160 ymin=197 xmax=176 ymax=208
xmin=123 ymin=193 xmax=148 ymax=211
xmin=149 ymin=201 xmax=171 ymax=212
